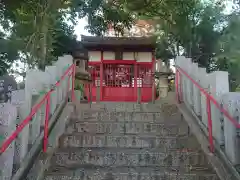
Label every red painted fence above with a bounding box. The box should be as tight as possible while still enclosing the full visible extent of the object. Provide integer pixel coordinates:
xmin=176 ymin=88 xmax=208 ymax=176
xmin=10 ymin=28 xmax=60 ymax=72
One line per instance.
xmin=87 ymin=60 xmax=154 ymax=102
xmin=175 ymin=66 xmax=239 ymax=153
xmin=0 ymin=64 xmax=75 ymax=155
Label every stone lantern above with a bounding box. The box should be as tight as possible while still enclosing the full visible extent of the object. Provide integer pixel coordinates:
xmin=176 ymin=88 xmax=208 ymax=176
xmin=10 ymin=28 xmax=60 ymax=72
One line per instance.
xmin=155 ymin=59 xmax=173 ymax=98
xmin=72 ymin=43 xmax=91 ymax=82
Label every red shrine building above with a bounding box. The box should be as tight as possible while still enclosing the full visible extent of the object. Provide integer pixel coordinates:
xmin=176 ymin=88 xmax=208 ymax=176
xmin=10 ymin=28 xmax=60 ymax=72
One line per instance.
xmin=81 ymin=35 xmax=156 ymax=102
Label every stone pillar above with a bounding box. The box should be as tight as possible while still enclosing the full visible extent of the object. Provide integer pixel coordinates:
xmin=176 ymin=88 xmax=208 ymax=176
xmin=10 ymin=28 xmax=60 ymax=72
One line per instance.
xmin=45 ymin=66 xmax=58 ymax=115
xmin=185 ymin=58 xmax=194 ymax=107
xmin=198 ymin=68 xmax=208 ymax=127
xmin=222 ymin=93 xmax=240 ymax=165
xmin=179 ymin=56 xmax=189 ymax=105
xmin=14 ymin=69 xmax=37 ymax=165
xmin=54 ymin=55 xmax=73 ymax=104
xmin=175 ymin=56 xmax=184 ymax=102
xmin=0 ymin=103 xmax=17 ymax=180
xmin=152 ymin=59 xmax=156 ymax=103
xmin=26 ymin=70 xmax=50 ymax=145
xmin=56 ymin=58 xmax=66 ymax=102
xmin=181 ymin=58 xmax=189 ymax=105
xmin=157 ymin=59 xmax=169 ymax=99
xmin=159 ymin=76 xmax=168 ymax=98
xmin=192 ymin=63 xmax=201 ymax=116
xmin=210 ymin=71 xmax=229 ymax=146
xmin=54 ymin=58 xmax=64 ymax=104
xmin=53 ymin=60 xmax=62 ymax=105
xmin=11 ymin=90 xmax=26 ymax=168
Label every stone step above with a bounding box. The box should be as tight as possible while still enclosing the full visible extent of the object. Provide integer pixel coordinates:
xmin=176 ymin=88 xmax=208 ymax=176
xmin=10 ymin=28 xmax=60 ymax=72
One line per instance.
xmin=51 ymin=147 xmax=210 ymax=169
xmin=65 ymin=121 xmax=189 ymax=136
xmin=76 ymin=102 xmax=179 ymax=116
xmin=71 ymin=111 xmax=161 ymax=122
xmin=44 ymin=167 xmax=218 ymax=180
xmin=101 ymin=103 xmax=161 ymax=112
xmin=59 ymin=134 xmax=198 ymax=149
xmin=70 ymin=111 xmax=182 ymax=123
xmin=77 ymin=103 xmax=163 ymax=112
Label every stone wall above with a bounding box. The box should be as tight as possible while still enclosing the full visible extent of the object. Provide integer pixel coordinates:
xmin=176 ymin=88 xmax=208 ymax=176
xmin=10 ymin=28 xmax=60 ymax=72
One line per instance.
xmin=175 ymin=56 xmax=240 ymax=167
xmin=0 ymin=55 xmax=75 ymax=180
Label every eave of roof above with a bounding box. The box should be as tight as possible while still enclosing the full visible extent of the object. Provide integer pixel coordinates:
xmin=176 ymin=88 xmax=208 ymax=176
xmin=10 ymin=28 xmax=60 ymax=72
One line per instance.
xmin=81 ymin=35 xmax=157 ymax=48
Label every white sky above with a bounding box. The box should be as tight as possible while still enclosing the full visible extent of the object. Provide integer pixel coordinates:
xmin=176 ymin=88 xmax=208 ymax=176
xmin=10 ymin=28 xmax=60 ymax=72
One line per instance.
xmin=74 ymin=18 xmax=92 ymax=40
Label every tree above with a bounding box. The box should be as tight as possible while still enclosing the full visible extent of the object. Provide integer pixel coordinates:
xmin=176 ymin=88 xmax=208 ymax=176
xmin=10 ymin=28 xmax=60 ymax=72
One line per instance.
xmin=155 ymin=35 xmax=176 ymax=67
xmin=0 ymin=0 xmax=133 ymax=71
xmin=0 ymin=31 xmax=19 ymax=75
xmin=190 ymin=4 xmax=224 ymax=70
xmin=214 ymin=13 xmax=240 ymax=90
xmin=130 ymin=0 xmax=225 ymax=71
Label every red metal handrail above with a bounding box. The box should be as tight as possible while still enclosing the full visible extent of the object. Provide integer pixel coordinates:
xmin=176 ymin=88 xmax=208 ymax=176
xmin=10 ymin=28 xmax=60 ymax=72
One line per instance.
xmin=0 ymin=64 xmax=76 ymax=154
xmin=176 ymin=66 xmax=239 ymax=152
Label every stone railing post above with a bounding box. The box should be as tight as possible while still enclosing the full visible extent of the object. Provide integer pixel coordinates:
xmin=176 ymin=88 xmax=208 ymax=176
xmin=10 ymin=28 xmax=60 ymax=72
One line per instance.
xmin=45 ymin=66 xmax=58 ymax=115
xmin=11 ymin=89 xmax=25 ymax=168
xmin=26 ymin=70 xmax=51 ymax=145
xmin=175 ymin=56 xmax=185 ymax=103
xmin=192 ymin=63 xmax=201 ymax=116
xmin=222 ymin=93 xmax=240 ymax=165
xmin=186 ymin=58 xmax=193 ymax=107
xmin=198 ymin=68 xmax=208 ymax=127
xmin=210 ymin=71 xmax=229 ymax=146
xmin=0 ymin=103 xmax=17 ymax=180
xmin=47 ymin=55 xmax=73 ymax=149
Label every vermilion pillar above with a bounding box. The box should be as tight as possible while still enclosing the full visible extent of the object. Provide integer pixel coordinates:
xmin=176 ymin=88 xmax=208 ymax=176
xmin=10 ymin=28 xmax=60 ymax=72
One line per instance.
xmin=134 ymin=62 xmax=138 ymax=102
xmin=100 ymin=51 xmax=103 ymax=101
xmin=152 ymin=51 xmax=155 ymax=103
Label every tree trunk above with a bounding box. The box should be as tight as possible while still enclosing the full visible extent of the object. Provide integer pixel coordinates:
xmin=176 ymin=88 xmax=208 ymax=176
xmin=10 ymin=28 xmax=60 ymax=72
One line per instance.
xmin=39 ymin=15 xmax=48 ymax=71
xmin=38 ymin=1 xmax=49 ymax=71
xmin=176 ymin=43 xmax=180 ymax=56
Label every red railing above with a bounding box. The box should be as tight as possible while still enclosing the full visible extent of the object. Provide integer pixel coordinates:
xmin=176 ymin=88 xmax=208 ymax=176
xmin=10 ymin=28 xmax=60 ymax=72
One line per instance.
xmin=0 ymin=64 xmax=76 ymax=154
xmin=175 ymin=66 xmax=239 ymax=153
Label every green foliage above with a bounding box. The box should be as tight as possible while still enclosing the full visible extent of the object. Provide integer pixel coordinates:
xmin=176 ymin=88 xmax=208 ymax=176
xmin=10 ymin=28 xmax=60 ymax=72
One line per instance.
xmin=156 ymin=2 xmax=224 ymax=69
xmin=155 ymin=37 xmax=175 ymax=66
xmin=1 ymin=0 xmax=239 ymax=93
xmin=190 ymin=4 xmax=224 ymax=70
xmin=0 ymin=31 xmax=19 ymax=75
xmin=83 ymin=0 xmax=133 ymax=36
xmin=0 ymin=0 xmax=133 ymax=72
xmin=128 ymin=0 xmax=228 ymax=73
xmin=125 ymin=0 xmax=240 ymax=91
xmin=214 ymin=13 xmax=240 ymax=91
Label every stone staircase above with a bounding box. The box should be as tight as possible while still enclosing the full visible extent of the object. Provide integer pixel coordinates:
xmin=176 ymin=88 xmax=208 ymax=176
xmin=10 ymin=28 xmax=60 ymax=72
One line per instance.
xmin=43 ymin=102 xmax=219 ymax=180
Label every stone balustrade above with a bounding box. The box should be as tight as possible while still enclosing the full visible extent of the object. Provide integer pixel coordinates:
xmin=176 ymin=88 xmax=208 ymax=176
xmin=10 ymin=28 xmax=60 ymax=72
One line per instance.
xmin=175 ymin=56 xmax=240 ymax=167
xmin=0 ymin=55 xmax=75 ymax=180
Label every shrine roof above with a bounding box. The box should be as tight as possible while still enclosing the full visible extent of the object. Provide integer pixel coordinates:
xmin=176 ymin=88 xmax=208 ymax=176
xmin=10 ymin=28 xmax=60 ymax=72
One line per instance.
xmin=80 ymin=35 xmax=156 ymax=51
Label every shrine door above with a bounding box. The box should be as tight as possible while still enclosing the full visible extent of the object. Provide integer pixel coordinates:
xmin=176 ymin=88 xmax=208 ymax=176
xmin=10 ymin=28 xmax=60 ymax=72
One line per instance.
xmin=86 ymin=61 xmax=154 ymax=102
